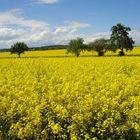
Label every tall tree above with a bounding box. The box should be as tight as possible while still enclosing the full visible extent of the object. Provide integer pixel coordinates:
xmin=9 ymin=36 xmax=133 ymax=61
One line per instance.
xmin=88 ymin=38 xmax=109 ymax=56
xmin=67 ymin=38 xmax=84 ymax=57
xmin=10 ymin=42 xmax=28 ymax=58
xmin=110 ymin=23 xmax=134 ymax=56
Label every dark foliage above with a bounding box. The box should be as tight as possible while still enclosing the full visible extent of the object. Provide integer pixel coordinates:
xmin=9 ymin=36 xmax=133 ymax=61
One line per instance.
xmin=10 ymin=42 xmax=28 ymax=58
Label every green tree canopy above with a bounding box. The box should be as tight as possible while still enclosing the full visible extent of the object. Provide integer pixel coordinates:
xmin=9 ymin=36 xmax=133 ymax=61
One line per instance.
xmin=110 ymin=23 xmax=135 ymax=56
xmin=88 ymin=38 xmax=109 ymax=56
xmin=67 ymin=38 xmax=84 ymax=57
xmin=10 ymin=42 xmax=28 ymax=58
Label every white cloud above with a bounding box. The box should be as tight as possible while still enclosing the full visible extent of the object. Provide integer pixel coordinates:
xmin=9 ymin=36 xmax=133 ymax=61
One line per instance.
xmin=130 ymin=30 xmax=140 ymax=44
xmin=54 ymin=21 xmax=91 ymax=34
xmin=83 ymin=32 xmax=111 ymax=44
xmin=34 ymin=0 xmax=60 ymax=4
xmin=54 ymin=27 xmax=67 ymax=34
xmin=0 ymin=9 xmax=50 ymax=30
xmin=69 ymin=29 xmax=77 ymax=34
xmin=0 ymin=9 xmax=139 ymax=49
xmin=0 ymin=9 xmax=52 ymax=48
xmin=64 ymin=21 xmax=91 ymax=29
xmin=0 ymin=28 xmax=25 ymax=40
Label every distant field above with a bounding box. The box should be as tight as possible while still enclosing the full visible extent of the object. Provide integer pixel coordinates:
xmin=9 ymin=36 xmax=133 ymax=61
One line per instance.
xmin=0 ymin=46 xmax=140 ymax=58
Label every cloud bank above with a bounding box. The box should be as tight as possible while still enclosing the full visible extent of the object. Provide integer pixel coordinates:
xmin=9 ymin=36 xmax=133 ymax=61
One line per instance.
xmin=0 ymin=9 xmax=139 ymax=49
xmin=33 ymin=0 xmax=60 ymax=4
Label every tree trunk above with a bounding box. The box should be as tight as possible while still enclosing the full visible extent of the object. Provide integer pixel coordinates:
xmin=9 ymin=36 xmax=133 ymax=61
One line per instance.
xmin=98 ymin=51 xmax=104 ymax=56
xmin=119 ymin=48 xmax=125 ymax=56
xmin=18 ymin=53 xmax=21 ymax=58
xmin=76 ymin=53 xmax=79 ymax=57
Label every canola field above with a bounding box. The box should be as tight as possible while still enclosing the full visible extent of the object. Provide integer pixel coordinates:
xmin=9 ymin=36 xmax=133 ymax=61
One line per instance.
xmin=0 ymin=46 xmax=140 ymax=58
xmin=0 ymin=57 xmax=140 ymax=140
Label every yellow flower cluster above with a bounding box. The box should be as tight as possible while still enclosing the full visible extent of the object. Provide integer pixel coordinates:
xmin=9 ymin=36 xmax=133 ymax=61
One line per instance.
xmin=0 ymin=57 xmax=140 ymax=139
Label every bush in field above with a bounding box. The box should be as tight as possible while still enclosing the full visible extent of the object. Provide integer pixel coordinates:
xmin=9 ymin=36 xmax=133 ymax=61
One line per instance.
xmin=110 ymin=23 xmax=135 ymax=56
xmin=10 ymin=42 xmax=28 ymax=58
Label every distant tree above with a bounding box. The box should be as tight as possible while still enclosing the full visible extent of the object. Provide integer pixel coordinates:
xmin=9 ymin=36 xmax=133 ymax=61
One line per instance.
xmin=110 ymin=23 xmax=135 ymax=56
xmin=88 ymin=38 xmax=109 ymax=56
xmin=67 ymin=38 xmax=84 ymax=57
xmin=10 ymin=42 xmax=28 ymax=58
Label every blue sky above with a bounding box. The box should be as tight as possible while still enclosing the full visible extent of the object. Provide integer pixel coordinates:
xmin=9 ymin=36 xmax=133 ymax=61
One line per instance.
xmin=0 ymin=0 xmax=140 ymax=48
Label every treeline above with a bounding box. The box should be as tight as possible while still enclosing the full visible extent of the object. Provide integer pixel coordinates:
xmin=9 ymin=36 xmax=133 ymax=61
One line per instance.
xmin=0 ymin=48 xmax=10 ymax=52
xmin=29 ymin=45 xmax=68 ymax=51
xmin=0 ymin=45 xmax=68 ymax=52
xmin=67 ymin=23 xmax=135 ymax=57
xmin=4 ymin=23 xmax=136 ymax=58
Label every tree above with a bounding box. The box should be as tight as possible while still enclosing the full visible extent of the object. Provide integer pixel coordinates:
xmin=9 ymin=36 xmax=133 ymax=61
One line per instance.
xmin=67 ymin=38 xmax=84 ymax=57
xmin=110 ymin=23 xmax=135 ymax=56
xmin=88 ymin=38 xmax=109 ymax=56
xmin=10 ymin=42 xmax=28 ymax=58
